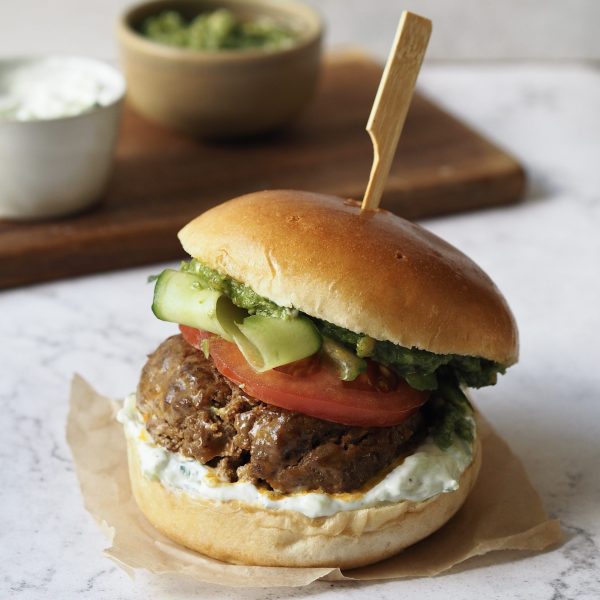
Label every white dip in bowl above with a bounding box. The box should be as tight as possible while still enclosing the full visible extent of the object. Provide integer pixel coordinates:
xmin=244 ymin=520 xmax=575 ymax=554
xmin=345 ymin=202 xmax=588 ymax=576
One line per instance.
xmin=0 ymin=56 xmax=125 ymax=220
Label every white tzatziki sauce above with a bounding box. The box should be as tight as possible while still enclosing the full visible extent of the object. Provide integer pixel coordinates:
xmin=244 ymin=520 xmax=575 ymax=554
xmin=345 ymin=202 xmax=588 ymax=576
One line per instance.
xmin=0 ymin=57 xmax=121 ymax=121
xmin=118 ymin=394 xmax=474 ymax=519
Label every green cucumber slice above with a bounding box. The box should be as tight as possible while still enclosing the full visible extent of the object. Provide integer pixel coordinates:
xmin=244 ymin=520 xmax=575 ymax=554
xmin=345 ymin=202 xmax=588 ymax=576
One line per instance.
xmin=152 ymin=269 xmax=321 ymax=372
xmin=234 ymin=315 xmax=321 ymax=372
xmin=321 ymin=336 xmax=367 ymax=381
xmin=152 ymin=269 xmax=245 ymax=342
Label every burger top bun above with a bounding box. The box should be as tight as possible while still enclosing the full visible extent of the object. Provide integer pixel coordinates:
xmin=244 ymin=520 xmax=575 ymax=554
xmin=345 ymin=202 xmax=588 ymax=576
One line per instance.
xmin=179 ymin=190 xmax=518 ymax=365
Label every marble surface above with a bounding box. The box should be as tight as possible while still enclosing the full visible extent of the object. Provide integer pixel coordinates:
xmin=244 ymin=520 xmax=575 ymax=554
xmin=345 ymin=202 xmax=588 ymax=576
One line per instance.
xmin=1 ymin=64 xmax=599 ymax=599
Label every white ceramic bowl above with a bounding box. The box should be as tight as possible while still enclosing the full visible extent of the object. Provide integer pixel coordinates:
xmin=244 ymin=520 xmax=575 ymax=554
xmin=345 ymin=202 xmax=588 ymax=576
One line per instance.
xmin=0 ymin=56 xmax=125 ymax=220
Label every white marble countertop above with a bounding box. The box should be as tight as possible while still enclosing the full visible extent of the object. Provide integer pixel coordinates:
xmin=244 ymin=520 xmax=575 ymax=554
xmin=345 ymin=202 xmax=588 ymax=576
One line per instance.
xmin=1 ymin=63 xmax=599 ymax=599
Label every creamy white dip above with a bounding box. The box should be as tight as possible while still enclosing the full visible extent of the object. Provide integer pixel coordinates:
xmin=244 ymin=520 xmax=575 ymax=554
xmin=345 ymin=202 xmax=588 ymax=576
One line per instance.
xmin=118 ymin=394 xmax=474 ymax=518
xmin=0 ymin=57 xmax=123 ymax=121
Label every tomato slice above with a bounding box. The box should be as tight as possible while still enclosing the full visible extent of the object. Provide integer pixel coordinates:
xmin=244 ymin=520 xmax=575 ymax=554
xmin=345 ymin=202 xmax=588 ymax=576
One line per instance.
xmin=180 ymin=325 xmax=213 ymax=347
xmin=180 ymin=325 xmax=428 ymax=428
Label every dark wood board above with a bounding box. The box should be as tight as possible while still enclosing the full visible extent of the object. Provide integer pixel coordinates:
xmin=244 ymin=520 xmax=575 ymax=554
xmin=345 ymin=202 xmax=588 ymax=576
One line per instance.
xmin=0 ymin=54 xmax=525 ymax=289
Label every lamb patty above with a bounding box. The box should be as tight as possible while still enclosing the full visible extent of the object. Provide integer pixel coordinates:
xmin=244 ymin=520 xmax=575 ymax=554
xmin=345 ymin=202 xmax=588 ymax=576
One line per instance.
xmin=137 ymin=335 xmax=423 ymax=494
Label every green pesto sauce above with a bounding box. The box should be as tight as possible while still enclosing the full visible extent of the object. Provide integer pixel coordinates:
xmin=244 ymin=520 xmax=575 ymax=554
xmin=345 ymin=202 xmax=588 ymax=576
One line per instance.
xmin=425 ymin=383 xmax=475 ymax=450
xmin=318 ymin=321 xmax=504 ymax=390
xmin=180 ymin=260 xmax=297 ymax=319
xmin=141 ymin=9 xmax=296 ymax=52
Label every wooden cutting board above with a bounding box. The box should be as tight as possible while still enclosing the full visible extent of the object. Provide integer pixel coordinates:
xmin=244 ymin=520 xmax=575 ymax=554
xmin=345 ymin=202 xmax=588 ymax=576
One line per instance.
xmin=0 ymin=54 xmax=524 ymax=289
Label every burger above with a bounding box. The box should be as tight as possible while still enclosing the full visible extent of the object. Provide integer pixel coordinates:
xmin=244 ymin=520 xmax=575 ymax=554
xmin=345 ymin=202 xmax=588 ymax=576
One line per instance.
xmin=118 ymin=190 xmax=518 ymax=568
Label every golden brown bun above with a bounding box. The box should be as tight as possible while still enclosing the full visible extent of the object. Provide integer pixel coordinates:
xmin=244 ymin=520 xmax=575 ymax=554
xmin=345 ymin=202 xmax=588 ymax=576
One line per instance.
xmin=127 ymin=430 xmax=481 ymax=568
xmin=179 ymin=190 xmax=518 ymax=365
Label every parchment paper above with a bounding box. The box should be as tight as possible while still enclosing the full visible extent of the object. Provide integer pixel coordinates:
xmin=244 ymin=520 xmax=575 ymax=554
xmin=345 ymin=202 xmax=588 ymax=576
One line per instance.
xmin=66 ymin=375 xmax=563 ymax=588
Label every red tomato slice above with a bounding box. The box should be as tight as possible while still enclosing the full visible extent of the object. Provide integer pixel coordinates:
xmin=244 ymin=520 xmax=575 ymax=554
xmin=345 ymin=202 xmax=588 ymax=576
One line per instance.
xmin=179 ymin=325 xmax=213 ymax=347
xmin=179 ymin=325 xmax=428 ymax=428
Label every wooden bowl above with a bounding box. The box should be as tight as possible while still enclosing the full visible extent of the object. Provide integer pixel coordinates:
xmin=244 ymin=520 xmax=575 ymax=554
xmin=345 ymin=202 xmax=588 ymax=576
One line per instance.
xmin=117 ymin=0 xmax=323 ymax=138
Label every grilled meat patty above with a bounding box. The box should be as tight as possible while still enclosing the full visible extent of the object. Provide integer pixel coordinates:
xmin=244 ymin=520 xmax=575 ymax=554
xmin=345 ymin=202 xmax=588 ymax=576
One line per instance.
xmin=137 ymin=335 xmax=423 ymax=494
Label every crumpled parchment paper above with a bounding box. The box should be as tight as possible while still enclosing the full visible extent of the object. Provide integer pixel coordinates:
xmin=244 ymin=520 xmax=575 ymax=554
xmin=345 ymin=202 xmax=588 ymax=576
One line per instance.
xmin=66 ymin=375 xmax=563 ymax=588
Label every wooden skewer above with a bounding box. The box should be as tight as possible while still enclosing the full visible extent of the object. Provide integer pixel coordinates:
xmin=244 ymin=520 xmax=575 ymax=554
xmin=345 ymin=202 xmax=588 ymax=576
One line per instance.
xmin=361 ymin=12 xmax=432 ymax=212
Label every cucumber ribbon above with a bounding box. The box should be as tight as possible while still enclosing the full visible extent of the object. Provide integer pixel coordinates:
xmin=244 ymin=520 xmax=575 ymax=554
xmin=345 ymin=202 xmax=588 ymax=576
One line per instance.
xmin=152 ymin=269 xmax=321 ymax=371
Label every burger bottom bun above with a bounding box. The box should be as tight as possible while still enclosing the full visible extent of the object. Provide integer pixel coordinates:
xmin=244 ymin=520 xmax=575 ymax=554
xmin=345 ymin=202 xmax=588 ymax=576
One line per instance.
xmin=126 ymin=432 xmax=481 ymax=569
